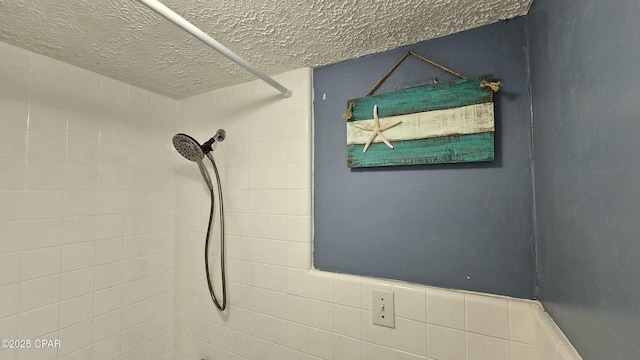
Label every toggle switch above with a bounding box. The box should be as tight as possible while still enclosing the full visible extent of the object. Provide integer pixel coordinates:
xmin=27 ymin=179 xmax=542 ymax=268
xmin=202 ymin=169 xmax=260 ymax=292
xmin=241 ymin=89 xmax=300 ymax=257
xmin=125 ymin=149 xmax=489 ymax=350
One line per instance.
xmin=372 ymin=290 xmax=395 ymax=328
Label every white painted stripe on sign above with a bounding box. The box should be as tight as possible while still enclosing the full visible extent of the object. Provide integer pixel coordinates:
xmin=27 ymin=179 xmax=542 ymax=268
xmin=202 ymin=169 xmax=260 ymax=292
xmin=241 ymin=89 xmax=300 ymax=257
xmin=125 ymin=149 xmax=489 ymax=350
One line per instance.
xmin=346 ymin=102 xmax=494 ymax=145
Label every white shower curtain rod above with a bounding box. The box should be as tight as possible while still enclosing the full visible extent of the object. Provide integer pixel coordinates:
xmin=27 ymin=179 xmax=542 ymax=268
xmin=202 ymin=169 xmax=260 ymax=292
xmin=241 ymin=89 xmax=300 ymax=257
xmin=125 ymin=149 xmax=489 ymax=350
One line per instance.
xmin=137 ymin=0 xmax=293 ymax=98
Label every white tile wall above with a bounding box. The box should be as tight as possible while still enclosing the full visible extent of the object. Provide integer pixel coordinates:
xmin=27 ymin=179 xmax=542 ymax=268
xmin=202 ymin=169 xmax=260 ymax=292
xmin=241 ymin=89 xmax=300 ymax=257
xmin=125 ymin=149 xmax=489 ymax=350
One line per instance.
xmin=0 ymin=40 xmax=583 ymax=360
xmin=0 ymin=41 xmax=174 ymax=360
xmin=171 ymin=67 xmax=583 ymax=360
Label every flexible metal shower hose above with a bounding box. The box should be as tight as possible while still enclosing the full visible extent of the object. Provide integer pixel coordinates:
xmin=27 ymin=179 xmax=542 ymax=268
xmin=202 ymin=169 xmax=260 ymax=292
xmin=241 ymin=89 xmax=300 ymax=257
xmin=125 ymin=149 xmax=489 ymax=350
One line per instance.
xmin=203 ymin=153 xmax=226 ymax=311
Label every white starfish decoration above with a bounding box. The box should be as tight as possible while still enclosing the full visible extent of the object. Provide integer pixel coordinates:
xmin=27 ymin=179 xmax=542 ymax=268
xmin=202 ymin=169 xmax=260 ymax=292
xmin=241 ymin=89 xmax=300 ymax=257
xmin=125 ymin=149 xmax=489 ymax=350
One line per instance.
xmin=354 ymin=105 xmax=402 ymax=153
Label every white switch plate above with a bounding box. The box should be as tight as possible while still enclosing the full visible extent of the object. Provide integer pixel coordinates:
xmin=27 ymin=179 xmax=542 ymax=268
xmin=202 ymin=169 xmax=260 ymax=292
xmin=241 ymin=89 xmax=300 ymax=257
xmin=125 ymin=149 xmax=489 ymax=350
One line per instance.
xmin=372 ymin=290 xmax=395 ymax=328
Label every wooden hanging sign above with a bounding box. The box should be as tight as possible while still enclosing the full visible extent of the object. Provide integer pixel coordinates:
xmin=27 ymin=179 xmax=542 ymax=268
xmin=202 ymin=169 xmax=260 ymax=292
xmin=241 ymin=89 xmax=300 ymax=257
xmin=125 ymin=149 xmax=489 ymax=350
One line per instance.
xmin=346 ymin=77 xmax=496 ymax=168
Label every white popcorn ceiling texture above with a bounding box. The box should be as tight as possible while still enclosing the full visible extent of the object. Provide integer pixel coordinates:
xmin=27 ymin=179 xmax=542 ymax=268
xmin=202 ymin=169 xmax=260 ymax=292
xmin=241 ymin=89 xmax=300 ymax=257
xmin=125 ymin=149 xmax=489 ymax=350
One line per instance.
xmin=0 ymin=0 xmax=531 ymax=99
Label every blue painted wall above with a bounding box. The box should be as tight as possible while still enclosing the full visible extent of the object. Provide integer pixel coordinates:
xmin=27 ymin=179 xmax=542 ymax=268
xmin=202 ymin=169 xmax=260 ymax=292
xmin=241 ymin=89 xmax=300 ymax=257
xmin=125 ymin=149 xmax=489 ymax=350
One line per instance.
xmin=528 ymin=0 xmax=640 ymax=358
xmin=313 ymin=18 xmax=535 ymax=299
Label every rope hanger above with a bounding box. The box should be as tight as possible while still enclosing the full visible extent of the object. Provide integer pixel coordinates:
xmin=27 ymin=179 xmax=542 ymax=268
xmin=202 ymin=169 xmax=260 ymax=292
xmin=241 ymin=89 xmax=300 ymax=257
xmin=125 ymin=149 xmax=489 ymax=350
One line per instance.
xmin=343 ymin=51 xmax=502 ymax=119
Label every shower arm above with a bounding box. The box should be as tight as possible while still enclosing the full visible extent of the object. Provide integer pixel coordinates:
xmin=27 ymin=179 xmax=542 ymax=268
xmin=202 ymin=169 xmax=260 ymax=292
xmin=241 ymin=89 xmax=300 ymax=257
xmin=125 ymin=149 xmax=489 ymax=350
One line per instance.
xmin=137 ymin=0 xmax=292 ymax=98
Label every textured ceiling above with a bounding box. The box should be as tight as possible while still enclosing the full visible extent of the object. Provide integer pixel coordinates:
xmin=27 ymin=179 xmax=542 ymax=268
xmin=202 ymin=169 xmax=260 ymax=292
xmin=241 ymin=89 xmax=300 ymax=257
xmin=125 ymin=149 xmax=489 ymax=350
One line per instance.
xmin=0 ymin=0 xmax=531 ymax=99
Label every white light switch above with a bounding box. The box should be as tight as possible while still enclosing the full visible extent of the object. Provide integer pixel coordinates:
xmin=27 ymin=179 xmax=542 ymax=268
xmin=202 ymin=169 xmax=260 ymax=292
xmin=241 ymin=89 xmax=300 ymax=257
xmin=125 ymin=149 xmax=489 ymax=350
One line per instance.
xmin=372 ymin=290 xmax=395 ymax=328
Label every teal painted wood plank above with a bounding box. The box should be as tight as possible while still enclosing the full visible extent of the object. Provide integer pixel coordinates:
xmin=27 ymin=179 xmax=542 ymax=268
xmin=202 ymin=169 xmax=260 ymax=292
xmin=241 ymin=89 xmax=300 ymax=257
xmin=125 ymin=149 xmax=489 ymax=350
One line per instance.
xmin=347 ymin=77 xmax=493 ymax=121
xmin=347 ymin=132 xmax=494 ymax=168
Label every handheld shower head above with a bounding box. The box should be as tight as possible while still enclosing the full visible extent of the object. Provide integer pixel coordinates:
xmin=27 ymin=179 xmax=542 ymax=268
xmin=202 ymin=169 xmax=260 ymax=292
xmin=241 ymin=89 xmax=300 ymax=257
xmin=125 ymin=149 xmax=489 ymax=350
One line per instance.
xmin=172 ymin=130 xmax=226 ymax=162
xmin=173 ymin=133 xmax=204 ymax=162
